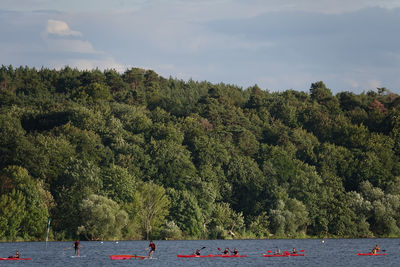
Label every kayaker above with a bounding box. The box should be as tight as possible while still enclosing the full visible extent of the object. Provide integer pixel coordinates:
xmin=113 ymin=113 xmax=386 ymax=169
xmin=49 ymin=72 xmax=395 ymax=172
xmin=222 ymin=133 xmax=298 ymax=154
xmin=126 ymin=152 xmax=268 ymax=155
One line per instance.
xmin=275 ymin=248 xmax=281 ymax=255
xmin=222 ymin=248 xmax=229 ymax=255
xmin=148 ymin=240 xmax=156 ymax=258
xmin=371 ymin=245 xmax=380 ymax=254
xmin=194 ymin=249 xmax=201 ymax=256
xmin=8 ymin=250 xmax=19 ymax=258
xmin=232 ymin=248 xmax=238 ymax=255
xmin=73 ymin=240 xmax=80 ymax=256
xmin=292 ymin=248 xmax=297 ymax=254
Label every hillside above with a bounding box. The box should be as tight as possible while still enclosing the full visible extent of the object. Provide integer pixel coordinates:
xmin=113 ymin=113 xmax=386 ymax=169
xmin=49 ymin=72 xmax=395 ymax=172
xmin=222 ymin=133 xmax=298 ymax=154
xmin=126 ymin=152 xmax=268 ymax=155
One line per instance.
xmin=1 ymin=65 xmax=400 ymax=240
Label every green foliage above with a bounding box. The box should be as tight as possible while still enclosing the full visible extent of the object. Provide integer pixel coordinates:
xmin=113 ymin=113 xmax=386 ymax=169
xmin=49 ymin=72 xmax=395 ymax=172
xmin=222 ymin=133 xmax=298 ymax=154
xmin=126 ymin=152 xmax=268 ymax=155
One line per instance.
xmin=161 ymin=221 xmax=183 ymax=240
xmin=52 ymin=159 xmax=102 ymax=236
xmin=269 ymin=199 xmax=309 ymax=236
xmin=248 ymin=212 xmax=270 ymax=238
xmin=0 ymin=65 xmax=399 ymax=240
xmin=167 ymin=189 xmax=204 ymax=238
xmin=360 ymin=181 xmax=400 ymax=236
xmin=226 ymin=155 xmax=265 ymax=216
xmin=132 ymin=182 xmax=170 ymax=239
xmin=208 ymin=202 xmax=245 ymax=239
xmin=0 ymin=166 xmax=49 ymax=239
xmin=0 ymin=111 xmax=27 ymax=170
xmin=148 ymin=138 xmax=197 ymax=190
xmin=77 ymin=194 xmax=128 ymax=240
xmin=0 ymin=189 xmax=26 ymax=239
xmin=101 ymin=165 xmax=137 ymax=203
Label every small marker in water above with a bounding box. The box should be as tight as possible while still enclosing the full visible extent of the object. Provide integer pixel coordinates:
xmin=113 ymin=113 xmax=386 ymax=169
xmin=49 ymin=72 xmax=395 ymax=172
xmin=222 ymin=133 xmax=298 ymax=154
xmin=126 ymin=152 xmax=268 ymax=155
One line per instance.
xmin=116 ymin=241 xmax=119 ymax=244
xmin=322 ymin=240 xmax=325 ymax=244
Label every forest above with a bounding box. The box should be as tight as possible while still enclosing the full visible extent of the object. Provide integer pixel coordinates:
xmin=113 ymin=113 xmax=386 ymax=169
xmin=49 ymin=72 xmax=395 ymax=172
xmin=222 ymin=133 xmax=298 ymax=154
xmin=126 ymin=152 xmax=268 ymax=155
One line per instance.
xmin=0 ymin=65 xmax=400 ymax=241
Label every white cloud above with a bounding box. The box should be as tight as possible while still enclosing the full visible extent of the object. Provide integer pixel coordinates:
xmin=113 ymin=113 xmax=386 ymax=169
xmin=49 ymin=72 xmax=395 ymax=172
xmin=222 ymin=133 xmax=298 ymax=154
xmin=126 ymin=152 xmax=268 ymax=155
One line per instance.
xmin=41 ymin=18 xmax=126 ymax=73
xmin=46 ymin=19 xmax=82 ymax=36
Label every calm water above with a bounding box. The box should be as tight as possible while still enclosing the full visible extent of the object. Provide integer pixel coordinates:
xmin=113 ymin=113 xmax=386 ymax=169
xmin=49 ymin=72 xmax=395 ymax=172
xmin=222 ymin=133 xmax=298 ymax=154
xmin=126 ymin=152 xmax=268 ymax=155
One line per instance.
xmin=1 ymin=238 xmax=399 ymax=266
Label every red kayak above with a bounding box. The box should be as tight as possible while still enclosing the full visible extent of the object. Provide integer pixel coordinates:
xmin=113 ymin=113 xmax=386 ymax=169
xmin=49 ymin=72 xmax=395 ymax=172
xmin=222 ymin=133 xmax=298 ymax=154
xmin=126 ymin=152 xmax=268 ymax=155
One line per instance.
xmin=357 ymin=253 xmax=387 ymax=256
xmin=0 ymin=258 xmax=32 ymax=260
xmin=263 ymin=254 xmax=289 ymax=257
xmin=177 ymin=254 xmax=248 ymax=258
xmin=110 ymin=255 xmax=146 ymax=260
xmin=263 ymin=253 xmax=304 ymax=257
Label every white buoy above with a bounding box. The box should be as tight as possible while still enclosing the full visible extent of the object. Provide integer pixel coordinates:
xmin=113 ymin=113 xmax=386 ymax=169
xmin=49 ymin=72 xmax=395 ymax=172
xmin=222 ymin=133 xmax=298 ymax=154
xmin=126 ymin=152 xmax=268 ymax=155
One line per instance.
xmin=322 ymin=240 xmax=325 ymax=244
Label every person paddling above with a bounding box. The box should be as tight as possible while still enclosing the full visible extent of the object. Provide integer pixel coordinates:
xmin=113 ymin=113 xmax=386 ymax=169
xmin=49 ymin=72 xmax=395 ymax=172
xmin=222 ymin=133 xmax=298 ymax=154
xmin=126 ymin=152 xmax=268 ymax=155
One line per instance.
xmin=222 ymin=248 xmax=229 ymax=255
xmin=8 ymin=250 xmax=19 ymax=258
xmin=194 ymin=249 xmax=201 ymax=256
xmin=292 ymin=248 xmax=297 ymax=254
xmin=232 ymin=248 xmax=238 ymax=255
xmin=372 ymin=244 xmax=380 ymax=254
xmin=275 ymin=248 xmax=281 ymax=255
xmin=148 ymin=240 xmax=156 ymax=258
xmin=73 ymin=240 xmax=80 ymax=256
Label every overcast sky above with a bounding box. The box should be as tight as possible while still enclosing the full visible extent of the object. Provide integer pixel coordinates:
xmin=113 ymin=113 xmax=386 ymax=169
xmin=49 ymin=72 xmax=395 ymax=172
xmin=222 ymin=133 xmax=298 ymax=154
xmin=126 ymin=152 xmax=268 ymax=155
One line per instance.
xmin=1 ymin=0 xmax=400 ymax=94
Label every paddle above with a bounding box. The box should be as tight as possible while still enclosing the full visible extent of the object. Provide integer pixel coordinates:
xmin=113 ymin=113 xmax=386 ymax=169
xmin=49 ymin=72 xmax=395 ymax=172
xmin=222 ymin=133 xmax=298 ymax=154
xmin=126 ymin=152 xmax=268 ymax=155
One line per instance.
xmin=267 ymin=249 xmax=281 ymax=254
xmin=217 ymin=247 xmax=228 ymax=255
xmin=291 ymin=249 xmax=305 ymax=253
xmin=194 ymin=247 xmax=206 ymax=254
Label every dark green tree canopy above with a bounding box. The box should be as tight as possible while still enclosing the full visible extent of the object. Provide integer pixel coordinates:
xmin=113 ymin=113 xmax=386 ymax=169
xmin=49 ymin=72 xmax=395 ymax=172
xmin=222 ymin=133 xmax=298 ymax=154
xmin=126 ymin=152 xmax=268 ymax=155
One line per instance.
xmin=0 ymin=65 xmax=399 ymax=240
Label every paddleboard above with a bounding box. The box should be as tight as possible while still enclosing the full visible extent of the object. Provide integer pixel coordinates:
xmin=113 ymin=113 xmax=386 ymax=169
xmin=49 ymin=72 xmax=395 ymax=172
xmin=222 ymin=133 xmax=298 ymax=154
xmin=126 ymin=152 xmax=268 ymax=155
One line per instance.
xmin=110 ymin=255 xmax=146 ymax=260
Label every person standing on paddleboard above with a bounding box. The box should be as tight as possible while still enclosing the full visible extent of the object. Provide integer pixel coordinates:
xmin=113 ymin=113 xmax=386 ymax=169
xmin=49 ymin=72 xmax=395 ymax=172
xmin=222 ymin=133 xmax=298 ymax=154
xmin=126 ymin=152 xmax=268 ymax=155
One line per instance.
xmin=73 ymin=240 xmax=80 ymax=256
xmin=148 ymin=240 xmax=156 ymax=258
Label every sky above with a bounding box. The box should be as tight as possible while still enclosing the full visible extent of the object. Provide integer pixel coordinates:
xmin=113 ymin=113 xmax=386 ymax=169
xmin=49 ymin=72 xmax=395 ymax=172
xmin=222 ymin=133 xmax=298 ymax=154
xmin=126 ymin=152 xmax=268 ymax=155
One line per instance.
xmin=1 ymin=0 xmax=400 ymax=94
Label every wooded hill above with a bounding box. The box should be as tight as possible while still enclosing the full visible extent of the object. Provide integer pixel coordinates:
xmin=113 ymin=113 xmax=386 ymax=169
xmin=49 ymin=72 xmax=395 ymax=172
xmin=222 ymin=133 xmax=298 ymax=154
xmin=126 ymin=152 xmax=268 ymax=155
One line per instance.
xmin=1 ymin=65 xmax=400 ymax=241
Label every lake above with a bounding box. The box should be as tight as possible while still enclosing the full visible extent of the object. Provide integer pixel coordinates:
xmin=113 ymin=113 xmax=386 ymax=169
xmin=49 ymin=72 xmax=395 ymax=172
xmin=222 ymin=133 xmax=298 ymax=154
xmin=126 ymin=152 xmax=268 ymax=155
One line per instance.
xmin=1 ymin=238 xmax=398 ymax=266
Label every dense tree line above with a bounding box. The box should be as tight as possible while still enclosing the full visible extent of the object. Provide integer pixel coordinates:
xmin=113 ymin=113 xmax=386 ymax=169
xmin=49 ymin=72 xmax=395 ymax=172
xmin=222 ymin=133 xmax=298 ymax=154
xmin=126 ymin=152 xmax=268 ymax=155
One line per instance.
xmin=0 ymin=65 xmax=399 ymax=241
